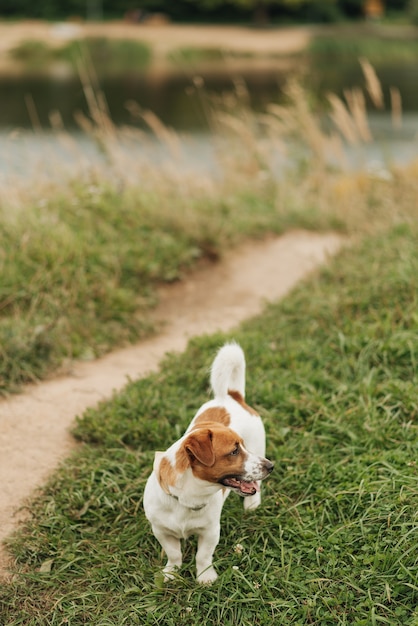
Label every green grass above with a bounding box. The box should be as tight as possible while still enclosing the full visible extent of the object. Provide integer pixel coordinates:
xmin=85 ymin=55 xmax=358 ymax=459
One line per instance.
xmin=1 ymin=140 xmax=418 ymax=394
xmin=309 ymin=33 xmax=418 ymax=64
xmin=8 ymin=40 xmax=54 ymax=69
xmin=1 ymin=221 xmax=417 ymax=625
xmin=168 ymin=46 xmax=227 ymax=64
xmin=10 ymin=38 xmax=152 ymax=73
xmin=0 ymin=175 xmax=292 ymax=394
xmin=167 ymin=46 xmax=254 ymax=65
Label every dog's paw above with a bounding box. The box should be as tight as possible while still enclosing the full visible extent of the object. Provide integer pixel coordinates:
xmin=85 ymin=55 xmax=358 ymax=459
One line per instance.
xmin=163 ymin=565 xmax=179 ymax=583
xmin=197 ymin=566 xmax=218 ymax=585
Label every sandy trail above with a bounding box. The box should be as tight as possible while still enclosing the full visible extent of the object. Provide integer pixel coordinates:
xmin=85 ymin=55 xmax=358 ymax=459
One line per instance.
xmin=0 ymin=230 xmax=342 ymax=573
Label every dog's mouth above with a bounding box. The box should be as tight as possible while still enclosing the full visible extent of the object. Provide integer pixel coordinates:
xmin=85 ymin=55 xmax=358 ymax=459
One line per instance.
xmin=220 ymin=477 xmax=260 ymax=497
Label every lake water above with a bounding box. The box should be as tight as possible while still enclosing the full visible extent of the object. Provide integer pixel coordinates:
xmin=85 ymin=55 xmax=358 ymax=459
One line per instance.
xmin=0 ymin=57 xmax=417 ymax=179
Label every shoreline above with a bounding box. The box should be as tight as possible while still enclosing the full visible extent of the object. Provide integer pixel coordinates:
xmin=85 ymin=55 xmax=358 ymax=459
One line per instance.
xmin=0 ymin=20 xmax=314 ymax=76
xmin=0 ymin=20 xmax=416 ymax=79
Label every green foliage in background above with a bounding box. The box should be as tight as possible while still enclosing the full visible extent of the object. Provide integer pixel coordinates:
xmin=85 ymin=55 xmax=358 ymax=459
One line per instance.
xmin=309 ymin=32 xmax=418 ymax=63
xmin=0 ymin=0 xmax=411 ymax=22
xmin=10 ymin=37 xmax=152 ymax=72
xmin=409 ymin=0 xmax=418 ymax=23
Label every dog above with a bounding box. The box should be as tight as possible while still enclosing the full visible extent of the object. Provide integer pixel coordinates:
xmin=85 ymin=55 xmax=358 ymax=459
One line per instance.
xmin=143 ymin=342 xmax=274 ymax=584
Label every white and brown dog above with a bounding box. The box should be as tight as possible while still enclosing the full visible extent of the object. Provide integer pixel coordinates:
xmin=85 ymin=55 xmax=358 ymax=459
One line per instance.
xmin=143 ymin=342 xmax=274 ymax=584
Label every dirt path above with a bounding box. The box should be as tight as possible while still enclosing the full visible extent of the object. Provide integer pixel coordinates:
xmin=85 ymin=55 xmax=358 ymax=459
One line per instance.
xmin=0 ymin=231 xmax=342 ymax=574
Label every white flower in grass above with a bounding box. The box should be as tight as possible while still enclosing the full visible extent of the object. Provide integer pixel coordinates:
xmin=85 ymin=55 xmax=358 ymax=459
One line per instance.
xmin=234 ymin=543 xmax=244 ymax=554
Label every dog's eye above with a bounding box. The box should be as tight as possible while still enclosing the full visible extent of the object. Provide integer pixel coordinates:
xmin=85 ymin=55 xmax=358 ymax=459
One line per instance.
xmin=229 ymin=446 xmax=240 ymax=456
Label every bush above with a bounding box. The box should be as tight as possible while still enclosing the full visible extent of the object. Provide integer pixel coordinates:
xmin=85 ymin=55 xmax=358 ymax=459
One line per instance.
xmin=409 ymin=0 xmax=418 ymax=24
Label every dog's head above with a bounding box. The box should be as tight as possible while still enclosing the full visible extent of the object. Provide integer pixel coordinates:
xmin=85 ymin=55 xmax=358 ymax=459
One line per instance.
xmin=155 ymin=425 xmax=273 ymax=498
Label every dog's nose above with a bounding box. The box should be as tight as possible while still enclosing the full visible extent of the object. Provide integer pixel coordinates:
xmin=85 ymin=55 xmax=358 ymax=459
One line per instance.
xmin=264 ymin=460 xmax=274 ymax=474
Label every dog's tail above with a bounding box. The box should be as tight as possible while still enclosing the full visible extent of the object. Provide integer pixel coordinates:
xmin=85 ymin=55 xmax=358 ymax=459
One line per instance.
xmin=210 ymin=342 xmax=246 ymax=400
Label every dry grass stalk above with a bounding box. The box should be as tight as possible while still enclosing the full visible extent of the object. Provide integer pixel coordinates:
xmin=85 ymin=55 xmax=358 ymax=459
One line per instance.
xmin=343 ymin=88 xmax=372 ymax=143
xmin=231 ymin=77 xmax=250 ymax=107
xmin=390 ymin=87 xmax=402 ymax=129
xmin=212 ymin=110 xmax=266 ymax=176
xmin=287 ymin=82 xmax=327 ymax=155
xmin=126 ymin=101 xmax=182 ymax=160
xmin=327 ymin=93 xmax=359 ymax=145
xmin=76 ymin=56 xmax=115 ymax=139
xmin=49 ymin=110 xmax=96 ymax=173
xmin=24 ymin=93 xmax=42 ymax=131
xmin=266 ymin=81 xmax=330 ymax=165
xmin=359 ymin=58 xmax=384 ymax=109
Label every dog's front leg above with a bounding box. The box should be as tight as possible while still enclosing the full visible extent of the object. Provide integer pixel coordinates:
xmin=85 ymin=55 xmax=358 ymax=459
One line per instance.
xmin=153 ymin=528 xmax=183 ymax=581
xmin=196 ymin=525 xmax=220 ymax=584
xmin=244 ymin=482 xmax=261 ymax=510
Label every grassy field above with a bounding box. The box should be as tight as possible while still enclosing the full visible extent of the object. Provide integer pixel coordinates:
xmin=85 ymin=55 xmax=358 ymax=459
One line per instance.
xmin=308 ymin=32 xmax=418 ymax=64
xmin=1 ymin=221 xmax=417 ymax=625
xmin=1 ymin=59 xmax=418 ymax=623
xmin=9 ymin=38 xmax=153 ymax=74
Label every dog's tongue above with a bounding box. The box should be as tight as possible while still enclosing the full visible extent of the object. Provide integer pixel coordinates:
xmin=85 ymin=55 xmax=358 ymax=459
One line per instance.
xmin=240 ymin=481 xmax=260 ymax=494
xmin=223 ymin=477 xmax=261 ymax=494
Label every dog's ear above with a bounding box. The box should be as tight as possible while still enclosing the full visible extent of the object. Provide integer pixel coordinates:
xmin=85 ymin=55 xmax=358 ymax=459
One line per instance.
xmin=184 ymin=429 xmax=215 ymax=467
xmin=153 ymin=451 xmax=164 ymax=474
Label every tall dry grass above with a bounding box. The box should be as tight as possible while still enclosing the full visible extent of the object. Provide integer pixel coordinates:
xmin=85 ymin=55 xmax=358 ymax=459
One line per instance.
xmin=206 ymin=59 xmax=417 ymax=232
xmin=1 ymin=55 xmax=413 ymax=223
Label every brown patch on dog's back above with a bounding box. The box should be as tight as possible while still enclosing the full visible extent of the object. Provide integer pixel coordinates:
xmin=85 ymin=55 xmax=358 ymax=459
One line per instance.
xmin=228 ymin=390 xmax=259 ymax=416
xmin=157 ymin=449 xmax=192 ymax=494
xmin=193 ymin=407 xmax=231 ymax=427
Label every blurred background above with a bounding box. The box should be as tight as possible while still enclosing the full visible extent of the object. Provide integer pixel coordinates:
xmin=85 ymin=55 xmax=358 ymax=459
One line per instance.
xmin=0 ymin=0 xmax=417 ymax=179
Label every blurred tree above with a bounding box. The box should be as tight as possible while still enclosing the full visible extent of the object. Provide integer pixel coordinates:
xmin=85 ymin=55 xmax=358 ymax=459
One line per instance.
xmin=409 ymin=0 xmax=418 ymax=22
xmin=338 ymin=0 xmax=364 ymax=17
xmin=184 ymin=0 xmax=341 ymax=24
xmin=0 ymin=0 xmax=30 ymax=17
xmin=0 ymin=0 xmax=410 ymax=21
xmin=184 ymin=0 xmax=291 ymax=24
xmin=386 ymin=0 xmax=409 ymax=9
xmin=86 ymin=0 xmax=103 ymax=20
